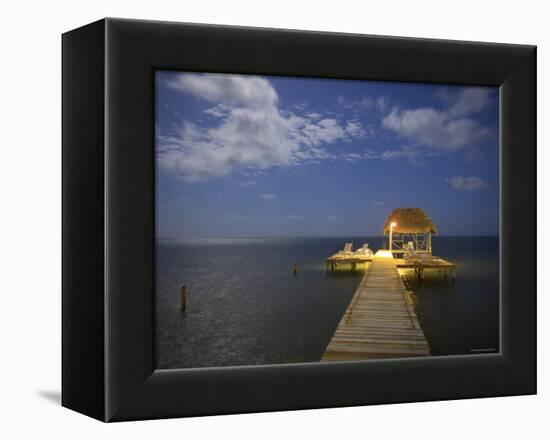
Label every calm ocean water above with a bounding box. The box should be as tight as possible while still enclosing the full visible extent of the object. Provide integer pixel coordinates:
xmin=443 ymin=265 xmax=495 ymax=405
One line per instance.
xmin=155 ymin=236 xmax=499 ymax=369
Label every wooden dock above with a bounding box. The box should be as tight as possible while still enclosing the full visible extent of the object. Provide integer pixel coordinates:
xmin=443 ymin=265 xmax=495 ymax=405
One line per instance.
xmin=395 ymin=257 xmax=456 ymax=281
xmin=322 ymin=250 xmax=431 ymax=361
xmin=326 ymin=254 xmax=372 ymax=271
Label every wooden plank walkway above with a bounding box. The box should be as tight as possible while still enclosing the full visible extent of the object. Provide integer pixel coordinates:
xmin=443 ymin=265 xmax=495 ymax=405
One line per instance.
xmin=322 ymin=250 xmax=431 ymax=361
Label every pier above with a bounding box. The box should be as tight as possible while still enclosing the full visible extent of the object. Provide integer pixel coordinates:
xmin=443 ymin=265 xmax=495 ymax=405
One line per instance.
xmin=322 ymin=250 xmax=431 ymax=361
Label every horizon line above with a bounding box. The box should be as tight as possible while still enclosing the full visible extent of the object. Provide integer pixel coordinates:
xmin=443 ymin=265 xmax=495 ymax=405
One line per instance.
xmin=157 ymin=234 xmax=500 ymax=240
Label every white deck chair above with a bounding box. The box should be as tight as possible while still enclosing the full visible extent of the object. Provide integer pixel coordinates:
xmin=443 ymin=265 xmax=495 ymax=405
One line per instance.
xmin=356 ymin=243 xmax=373 ymax=257
xmin=338 ymin=242 xmax=353 ymax=255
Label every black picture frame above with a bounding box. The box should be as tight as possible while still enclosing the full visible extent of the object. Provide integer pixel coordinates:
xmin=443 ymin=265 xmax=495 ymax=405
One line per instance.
xmin=62 ymin=18 xmax=536 ymax=422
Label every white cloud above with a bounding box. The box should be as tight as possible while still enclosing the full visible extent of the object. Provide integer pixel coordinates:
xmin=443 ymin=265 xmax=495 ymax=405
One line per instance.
xmin=382 ymin=87 xmax=493 ymax=153
xmin=305 ymin=112 xmax=322 ymax=120
xmin=434 ymin=88 xmax=455 ymax=104
xmin=287 ymin=214 xmax=303 ymax=220
xmin=338 ymin=95 xmax=390 ymax=113
xmin=446 ymin=176 xmax=489 ymax=191
xmin=167 ymin=73 xmax=278 ymax=109
xmin=300 ymin=118 xmax=346 ymax=146
xmin=241 ymin=180 xmax=256 ymax=186
xmin=380 ymin=149 xmax=417 ymax=160
xmin=344 ymin=153 xmax=363 ymax=162
xmin=345 ymin=121 xmax=367 ymax=138
xmin=343 ymin=150 xmax=378 ymax=162
xmin=376 ymin=97 xmax=390 ymax=113
xmin=158 ymin=73 xmax=368 ymax=182
xmin=447 ymin=88 xmax=493 ymax=118
xmin=204 ymin=104 xmax=231 ymax=118
xmin=327 ymin=215 xmax=337 ymax=221
xmin=261 ymin=193 xmax=276 ymax=200
xmin=380 ymin=150 xmax=407 ymax=160
xmin=373 ymin=200 xmax=386 ymax=206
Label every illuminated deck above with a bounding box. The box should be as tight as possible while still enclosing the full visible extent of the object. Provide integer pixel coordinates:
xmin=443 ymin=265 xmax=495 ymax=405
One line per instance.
xmin=395 ymin=256 xmax=456 ymax=281
xmin=326 ymin=251 xmax=456 ymax=281
xmin=325 ymin=253 xmax=372 ymax=271
xmin=322 ymin=250 xmax=431 ymax=361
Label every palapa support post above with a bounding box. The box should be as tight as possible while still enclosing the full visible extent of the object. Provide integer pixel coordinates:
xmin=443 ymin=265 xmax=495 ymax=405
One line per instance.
xmin=293 ymin=263 xmax=298 ymax=275
xmin=180 ymin=286 xmax=186 ymax=311
xmin=451 ymin=269 xmax=456 ymax=283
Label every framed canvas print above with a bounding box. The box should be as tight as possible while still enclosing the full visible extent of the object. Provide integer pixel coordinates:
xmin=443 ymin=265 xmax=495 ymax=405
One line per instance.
xmin=62 ymin=18 xmax=536 ymax=421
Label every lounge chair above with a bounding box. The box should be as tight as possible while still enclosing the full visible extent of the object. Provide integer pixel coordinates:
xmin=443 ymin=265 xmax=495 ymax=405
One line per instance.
xmin=337 ymin=242 xmax=353 ymax=255
xmin=355 ymin=243 xmax=373 ymax=257
xmin=404 ymin=242 xmax=415 ymax=260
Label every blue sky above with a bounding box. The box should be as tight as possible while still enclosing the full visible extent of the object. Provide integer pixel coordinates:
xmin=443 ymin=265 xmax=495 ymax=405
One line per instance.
xmin=155 ymin=71 xmax=499 ymax=238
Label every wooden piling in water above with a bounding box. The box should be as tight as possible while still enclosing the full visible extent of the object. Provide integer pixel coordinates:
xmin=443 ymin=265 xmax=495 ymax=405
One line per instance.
xmin=180 ymin=286 xmax=186 ymax=311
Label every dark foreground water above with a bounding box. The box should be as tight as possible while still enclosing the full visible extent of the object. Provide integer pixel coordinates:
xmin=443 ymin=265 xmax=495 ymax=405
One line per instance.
xmin=156 ymin=236 xmax=499 ymax=369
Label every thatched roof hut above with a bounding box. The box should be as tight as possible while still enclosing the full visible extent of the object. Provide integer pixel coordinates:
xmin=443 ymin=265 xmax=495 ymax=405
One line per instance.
xmin=383 ymin=208 xmax=437 ymax=235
